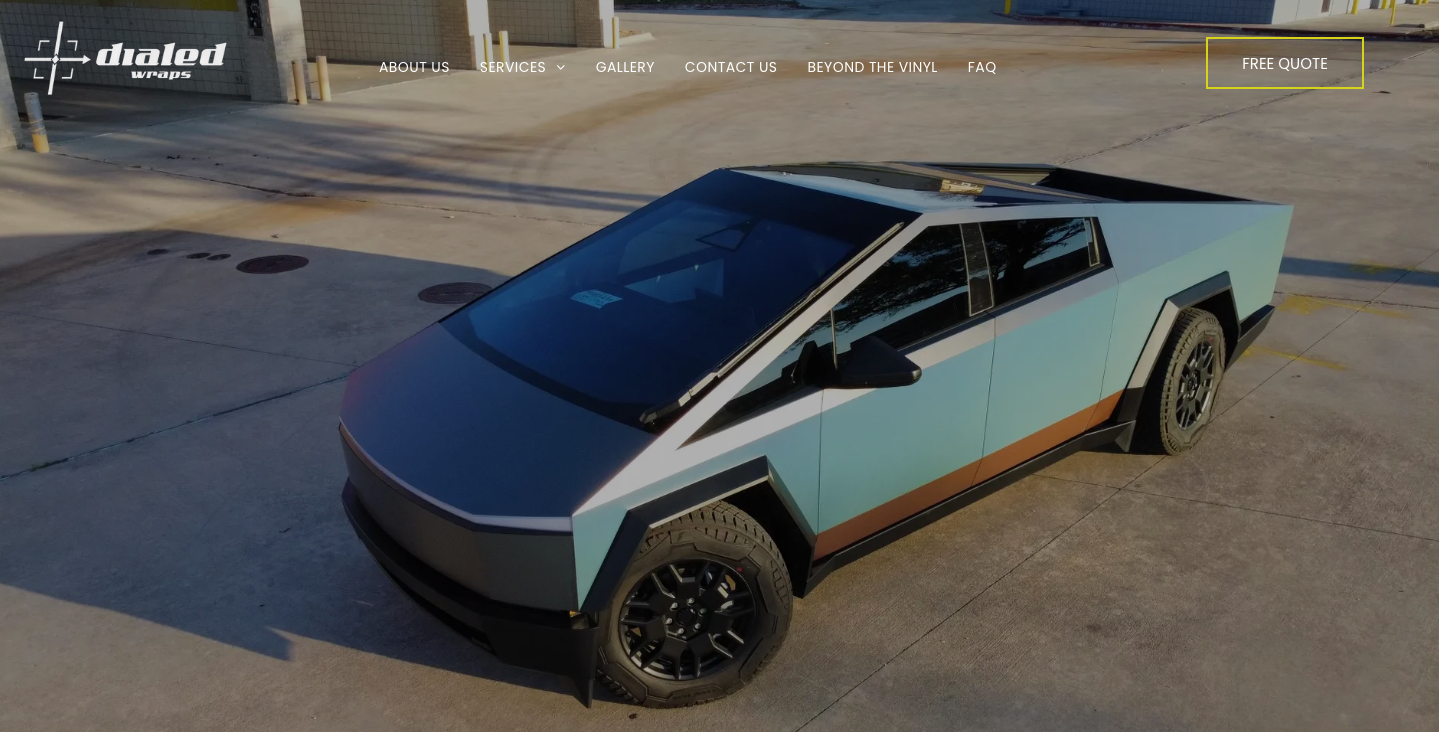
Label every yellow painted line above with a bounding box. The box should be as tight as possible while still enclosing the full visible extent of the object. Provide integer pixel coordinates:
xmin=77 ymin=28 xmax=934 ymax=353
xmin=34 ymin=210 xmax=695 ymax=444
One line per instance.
xmin=1346 ymin=260 xmax=1415 ymax=276
xmin=1277 ymin=294 xmax=1406 ymax=318
xmin=1243 ymin=345 xmax=1346 ymax=371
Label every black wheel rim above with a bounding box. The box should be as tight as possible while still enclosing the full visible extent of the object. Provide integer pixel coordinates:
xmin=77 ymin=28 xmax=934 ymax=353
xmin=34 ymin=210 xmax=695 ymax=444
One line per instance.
xmin=618 ymin=560 xmax=754 ymax=681
xmin=1176 ymin=338 xmax=1217 ymax=430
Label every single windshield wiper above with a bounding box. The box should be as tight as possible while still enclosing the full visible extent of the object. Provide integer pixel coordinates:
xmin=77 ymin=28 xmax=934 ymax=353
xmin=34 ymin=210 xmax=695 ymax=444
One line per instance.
xmin=638 ymin=372 xmax=717 ymax=429
xmin=634 ymin=220 xmax=906 ymax=432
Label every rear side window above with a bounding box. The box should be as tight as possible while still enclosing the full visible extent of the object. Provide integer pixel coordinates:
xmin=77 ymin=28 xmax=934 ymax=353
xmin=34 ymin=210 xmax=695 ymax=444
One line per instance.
xmin=981 ymin=218 xmax=1097 ymax=305
xmin=832 ymin=224 xmax=972 ymax=355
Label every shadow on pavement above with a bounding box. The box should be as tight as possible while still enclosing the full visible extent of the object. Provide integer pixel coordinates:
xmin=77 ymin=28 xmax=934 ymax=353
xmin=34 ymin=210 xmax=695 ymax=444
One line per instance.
xmin=22 ymin=92 xmax=660 ymax=224
xmin=0 ymin=229 xmax=590 ymax=700
xmin=11 ymin=78 xmax=259 ymax=144
xmin=1281 ymin=256 xmax=1439 ymax=288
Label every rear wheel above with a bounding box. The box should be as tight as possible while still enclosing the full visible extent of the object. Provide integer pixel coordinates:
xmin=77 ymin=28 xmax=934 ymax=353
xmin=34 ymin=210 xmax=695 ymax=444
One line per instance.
xmin=1136 ymin=308 xmax=1227 ymax=455
xmin=596 ymin=501 xmax=790 ymax=708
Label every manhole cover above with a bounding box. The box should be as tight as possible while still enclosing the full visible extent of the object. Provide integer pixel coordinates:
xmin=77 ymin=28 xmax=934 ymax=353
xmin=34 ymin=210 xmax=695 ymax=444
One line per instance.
xmin=237 ymin=255 xmax=309 ymax=274
xmin=418 ymin=282 xmax=492 ymax=305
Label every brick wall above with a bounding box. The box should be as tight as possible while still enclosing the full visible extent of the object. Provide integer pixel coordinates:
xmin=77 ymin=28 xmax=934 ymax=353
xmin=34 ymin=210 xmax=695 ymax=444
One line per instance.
xmin=300 ymin=0 xmax=481 ymax=68
xmin=245 ymin=0 xmax=306 ymax=102
xmin=301 ymin=0 xmax=443 ymax=63
xmin=573 ymin=0 xmax=612 ymax=48
xmin=1 ymin=0 xmax=249 ymax=95
xmin=436 ymin=0 xmax=475 ymax=69
xmin=1286 ymin=0 xmax=1363 ymax=23
xmin=1 ymin=32 xmax=21 ymax=150
xmin=489 ymin=0 xmax=574 ymax=45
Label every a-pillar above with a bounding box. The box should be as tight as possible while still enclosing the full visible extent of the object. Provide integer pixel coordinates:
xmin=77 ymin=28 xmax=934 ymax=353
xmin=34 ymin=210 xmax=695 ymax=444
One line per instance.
xmin=438 ymin=0 xmax=490 ymax=70
xmin=574 ymin=0 xmax=615 ymax=48
xmin=240 ymin=0 xmax=310 ymax=102
xmin=0 ymin=33 xmax=22 ymax=151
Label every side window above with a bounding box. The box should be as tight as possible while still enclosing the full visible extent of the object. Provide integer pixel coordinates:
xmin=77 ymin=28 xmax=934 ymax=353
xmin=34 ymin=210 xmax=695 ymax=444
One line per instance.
xmin=981 ymin=217 xmax=1098 ymax=306
xmin=832 ymin=225 xmax=972 ymax=356
xmin=698 ymin=312 xmax=834 ymax=435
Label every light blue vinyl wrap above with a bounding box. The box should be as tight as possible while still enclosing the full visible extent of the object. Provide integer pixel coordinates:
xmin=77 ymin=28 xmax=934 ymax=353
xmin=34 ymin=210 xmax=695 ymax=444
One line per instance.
xmin=570 ymin=408 xmax=823 ymax=606
xmin=569 ymin=199 xmax=1291 ymax=608
xmin=984 ymin=273 xmax=1118 ymax=455
xmin=817 ymin=333 xmax=994 ymax=532
xmin=1098 ymin=203 xmax=1291 ymax=397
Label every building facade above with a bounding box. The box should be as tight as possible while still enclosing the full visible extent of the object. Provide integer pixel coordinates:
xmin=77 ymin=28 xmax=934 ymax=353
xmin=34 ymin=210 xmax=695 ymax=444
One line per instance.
xmin=1011 ymin=0 xmax=1395 ymax=24
xmin=2 ymin=0 xmax=613 ymax=116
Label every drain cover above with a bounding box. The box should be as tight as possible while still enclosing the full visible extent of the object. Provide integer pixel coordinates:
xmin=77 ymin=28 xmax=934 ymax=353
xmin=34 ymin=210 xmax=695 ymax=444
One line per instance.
xmin=237 ymin=255 xmax=309 ymax=274
xmin=418 ymin=282 xmax=493 ymax=305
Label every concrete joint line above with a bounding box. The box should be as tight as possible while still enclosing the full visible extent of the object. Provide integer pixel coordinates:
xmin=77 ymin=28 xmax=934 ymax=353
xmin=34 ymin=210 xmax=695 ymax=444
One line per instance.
xmin=1117 ymin=486 xmax=1439 ymax=546
xmin=0 ymin=373 xmax=351 ymax=484
xmin=0 ymin=310 xmax=356 ymax=370
xmin=1275 ymin=291 xmax=1439 ymax=312
xmin=53 ymin=151 xmax=314 ymax=200
xmin=1213 ymin=304 xmax=1363 ymax=422
xmin=1060 ymin=46 xmax=1435 ymax=166
xmin=50 ymin=152 xmax=599 ymax=229
xmin=792 ymin=487 xmax=1121 ymax=732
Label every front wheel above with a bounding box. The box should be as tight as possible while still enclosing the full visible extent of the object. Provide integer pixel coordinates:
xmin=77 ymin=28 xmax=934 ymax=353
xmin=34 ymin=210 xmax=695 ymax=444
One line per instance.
xmin=596 ymin=501 xmax=791 ymax=708
xmin=1135 ymin=308 xmax=1227 ymax=455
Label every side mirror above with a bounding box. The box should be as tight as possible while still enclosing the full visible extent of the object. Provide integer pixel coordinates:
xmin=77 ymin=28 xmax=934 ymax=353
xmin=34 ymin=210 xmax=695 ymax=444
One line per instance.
xmin=833 ymin=335 xmax=921 ymax=389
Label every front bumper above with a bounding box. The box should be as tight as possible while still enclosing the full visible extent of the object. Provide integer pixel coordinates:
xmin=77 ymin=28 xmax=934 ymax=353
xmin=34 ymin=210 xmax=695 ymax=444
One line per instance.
xmin=342 ymin=482 xmax=600 ymax=705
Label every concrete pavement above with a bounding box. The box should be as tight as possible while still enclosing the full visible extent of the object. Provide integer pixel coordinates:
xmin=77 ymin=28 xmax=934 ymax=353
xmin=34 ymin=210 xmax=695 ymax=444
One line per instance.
xmin=1 ymin=9 xmax=1437 ymax=731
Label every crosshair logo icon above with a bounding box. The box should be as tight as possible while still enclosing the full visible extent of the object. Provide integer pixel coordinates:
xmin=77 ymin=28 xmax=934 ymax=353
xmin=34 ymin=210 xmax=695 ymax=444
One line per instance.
xmin=24 ymin=22 xmax=92 ymax=95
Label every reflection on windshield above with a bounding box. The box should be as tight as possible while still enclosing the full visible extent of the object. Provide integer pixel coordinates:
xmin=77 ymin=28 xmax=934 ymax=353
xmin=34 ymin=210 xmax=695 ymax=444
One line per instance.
xmin=443 ymin=170 xmax=916 ymax=426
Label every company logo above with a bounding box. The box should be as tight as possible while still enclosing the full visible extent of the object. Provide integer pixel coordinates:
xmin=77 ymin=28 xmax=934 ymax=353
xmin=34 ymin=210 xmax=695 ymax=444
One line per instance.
xmin=96 ymin=41 xmax=227 ymax=81
xmin=23 ymin=22 xmax=90 ymax=95
xmin=22 ymin=21 xmax=229 ymax=94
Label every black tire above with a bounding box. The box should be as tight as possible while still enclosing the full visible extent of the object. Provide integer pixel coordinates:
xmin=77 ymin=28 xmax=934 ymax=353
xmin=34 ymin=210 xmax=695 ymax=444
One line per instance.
xmin=596 ymin=501 xmax=790 ymax=708
xmin=1135 ymin=308 xmax=1227 ymax=455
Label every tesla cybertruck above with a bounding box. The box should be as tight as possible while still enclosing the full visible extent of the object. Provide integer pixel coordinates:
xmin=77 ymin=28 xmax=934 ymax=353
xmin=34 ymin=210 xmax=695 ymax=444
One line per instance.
xmin=339 ymin=162 xmax=1289 ymax=707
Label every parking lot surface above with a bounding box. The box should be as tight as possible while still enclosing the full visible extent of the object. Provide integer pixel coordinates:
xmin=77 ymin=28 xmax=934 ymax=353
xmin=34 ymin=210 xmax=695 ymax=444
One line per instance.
xmin=2 ymin=7 xmax=1437 ymax=731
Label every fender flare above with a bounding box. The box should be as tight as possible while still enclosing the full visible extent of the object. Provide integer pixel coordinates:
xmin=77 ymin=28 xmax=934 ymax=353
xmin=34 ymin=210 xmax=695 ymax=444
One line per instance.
xmin=1112 ymin=273 xmax=1241 ymax=435
xmin=579 ymin=457 xmax=817 ymax=613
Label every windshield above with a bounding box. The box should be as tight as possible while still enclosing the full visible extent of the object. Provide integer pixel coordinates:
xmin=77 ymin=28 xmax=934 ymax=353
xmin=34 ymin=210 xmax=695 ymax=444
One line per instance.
xmin=442 ymin=170 xmax=916 ymax=426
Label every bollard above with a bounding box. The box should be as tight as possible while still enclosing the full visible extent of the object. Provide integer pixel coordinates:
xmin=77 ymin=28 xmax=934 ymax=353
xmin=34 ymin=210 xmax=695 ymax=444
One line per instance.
xmin=1350 ymin=0 xmax=1358 ymax=13
xmin=1391 ymin=0 xmax=1396 ymax=23
xmin=499 ymin=30 xmax=510 ymax=64
xmin=317 ymin=55 xmax=332 ymax=102
xmin=480 ymin=32 xmax=492 ymax=64
xmin=292 ymin=60 xmax=308 ymax=105
xmin=612 ymin=16 xmax=620 ymax=49
xmin=1004 ymin=0 xmax=1012 ymax=13
xmin=23 ymin=92 xmax=49 ymax=154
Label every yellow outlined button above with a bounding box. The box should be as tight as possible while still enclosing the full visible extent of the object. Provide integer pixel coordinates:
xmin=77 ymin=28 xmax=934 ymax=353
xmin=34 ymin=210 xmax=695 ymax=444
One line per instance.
xmin=1205 ymin=36 xmax=1365 ymax=90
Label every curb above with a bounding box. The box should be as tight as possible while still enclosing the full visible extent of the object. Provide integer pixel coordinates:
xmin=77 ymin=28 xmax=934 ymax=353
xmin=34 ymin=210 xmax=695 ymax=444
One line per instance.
xmin=999 ymin=12 xmax=1439 ymax=42
xmin=619 ymin=31 xmax=656 ymax=46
